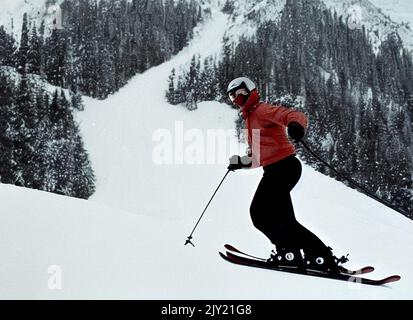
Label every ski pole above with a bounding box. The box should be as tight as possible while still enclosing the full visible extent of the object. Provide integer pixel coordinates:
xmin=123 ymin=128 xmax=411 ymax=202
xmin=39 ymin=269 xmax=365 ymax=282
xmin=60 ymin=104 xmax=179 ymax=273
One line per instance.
xmin=185 ymin=169 xmax=231 ymax=247
xmin=299 ymin=140 xmax=409 ymax=216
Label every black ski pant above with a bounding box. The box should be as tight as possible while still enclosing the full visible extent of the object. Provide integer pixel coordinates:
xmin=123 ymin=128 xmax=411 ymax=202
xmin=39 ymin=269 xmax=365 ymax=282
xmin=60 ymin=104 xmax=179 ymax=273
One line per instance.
xmin=250 ymin=155 xmax=329 ymax=255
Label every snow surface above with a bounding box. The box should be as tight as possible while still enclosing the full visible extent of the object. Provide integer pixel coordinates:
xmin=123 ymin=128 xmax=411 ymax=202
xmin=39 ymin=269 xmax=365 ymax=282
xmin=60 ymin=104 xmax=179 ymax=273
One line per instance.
xmin=369 ymin=0 xmax=413 ymax=25
xmin=1 ymin=0 xmax=413 ymax=51
xmin=222 ymin=0 xmax=413 ymax=52
xmin=0 ymin=6 xmax=413 ymax=299
xmin=324 ymin=0 xmax=413 ymax=52
xmin=224 ymin=0 xmax=286 ymax=46
xmin=0 ymin=0 xmax=50 ymax=40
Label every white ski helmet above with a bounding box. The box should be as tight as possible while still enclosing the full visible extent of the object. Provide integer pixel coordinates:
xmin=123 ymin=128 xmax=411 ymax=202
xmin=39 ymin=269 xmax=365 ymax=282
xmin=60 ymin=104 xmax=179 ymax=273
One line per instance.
xmin=226 ymin=77 xmax=256 ymax=95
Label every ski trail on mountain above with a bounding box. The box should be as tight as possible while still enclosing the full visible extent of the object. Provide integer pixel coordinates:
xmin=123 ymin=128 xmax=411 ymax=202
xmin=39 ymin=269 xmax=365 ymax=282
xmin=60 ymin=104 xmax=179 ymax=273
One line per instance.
xmin=79 ymin=9 xmax=237 ymax=217
xmin=76 ymin=5 xmax=413 ymax=299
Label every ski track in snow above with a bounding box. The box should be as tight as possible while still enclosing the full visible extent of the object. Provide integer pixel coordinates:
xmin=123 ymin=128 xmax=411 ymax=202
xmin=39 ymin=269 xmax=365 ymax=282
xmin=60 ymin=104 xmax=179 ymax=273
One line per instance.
xmin=79 ymin=9 xmax=236 ymax=218
xmin=0 ymin=4 xmax=412 ymax=299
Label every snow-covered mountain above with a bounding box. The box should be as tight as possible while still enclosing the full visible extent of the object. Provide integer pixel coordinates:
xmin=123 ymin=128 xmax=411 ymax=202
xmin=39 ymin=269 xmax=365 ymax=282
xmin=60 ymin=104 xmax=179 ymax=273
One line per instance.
xmin=224 ymin=0 xmax=286 ymax=45
xmin=1 ymin=6 xmax=412 ymax=299
xmin=1 ymin=0 xmax=412 ymax=51
xmin=370 ymin=0 xmax=413 ymax=25
xmin=223 ymin=0 xmax=413 ymax=52
xmin=1 ymin=0 xmax=413 ymax=299
xmin=3 ymin=0 xmax=413 ymax=49
xmin=324 ymin=0 xmax=413 ymax=52
xmin=0 ymin=0 xmax=50 ymax=40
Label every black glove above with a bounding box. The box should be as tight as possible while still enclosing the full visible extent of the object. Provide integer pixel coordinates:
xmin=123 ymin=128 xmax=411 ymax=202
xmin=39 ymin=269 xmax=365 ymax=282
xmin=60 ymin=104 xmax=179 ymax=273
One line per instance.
xmin=287 ymin=122 xmax=305 ymax=143
xmin=227 ymin=155 xmax=252 ymax=171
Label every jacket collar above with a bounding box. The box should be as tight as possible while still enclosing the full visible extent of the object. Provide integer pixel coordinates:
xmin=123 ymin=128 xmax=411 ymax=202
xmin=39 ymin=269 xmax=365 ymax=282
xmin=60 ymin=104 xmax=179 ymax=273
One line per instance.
xmin=241 ymin=90 xmax=260 ymax=120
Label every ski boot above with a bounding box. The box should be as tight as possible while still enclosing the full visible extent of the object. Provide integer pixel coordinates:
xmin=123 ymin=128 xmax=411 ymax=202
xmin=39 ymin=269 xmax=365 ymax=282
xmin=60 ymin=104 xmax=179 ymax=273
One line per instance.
xmin=304 ymin=247 xmax=348 ymax=275
xmin=267 ymin=247 xmax=306 ymax=270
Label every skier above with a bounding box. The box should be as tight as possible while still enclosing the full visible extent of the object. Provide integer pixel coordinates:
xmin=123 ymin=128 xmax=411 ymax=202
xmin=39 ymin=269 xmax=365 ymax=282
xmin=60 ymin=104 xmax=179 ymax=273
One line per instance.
xmin=226 ymin=77 xmax=347 ymax=274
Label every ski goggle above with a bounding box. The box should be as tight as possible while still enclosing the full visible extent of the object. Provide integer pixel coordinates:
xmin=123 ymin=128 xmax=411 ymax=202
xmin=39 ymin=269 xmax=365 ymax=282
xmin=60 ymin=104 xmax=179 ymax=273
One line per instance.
xmin=229 ymin=88 xmax=249 ymax=102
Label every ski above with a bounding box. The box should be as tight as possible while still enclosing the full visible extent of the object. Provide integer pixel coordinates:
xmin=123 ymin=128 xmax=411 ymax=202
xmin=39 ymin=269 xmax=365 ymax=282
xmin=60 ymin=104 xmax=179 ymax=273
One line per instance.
xmin=224 ymin=244 xmax=267 ymax=261
xmin=219 ymin=252 xmax=400 ymax=286
xmin=224 ymin=244 xmax=375 ymax=275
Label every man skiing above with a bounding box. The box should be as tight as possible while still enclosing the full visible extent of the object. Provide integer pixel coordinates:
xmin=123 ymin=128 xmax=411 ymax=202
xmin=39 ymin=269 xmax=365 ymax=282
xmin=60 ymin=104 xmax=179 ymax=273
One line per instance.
xmin=226 ymin=77 xmax=347 ymax=274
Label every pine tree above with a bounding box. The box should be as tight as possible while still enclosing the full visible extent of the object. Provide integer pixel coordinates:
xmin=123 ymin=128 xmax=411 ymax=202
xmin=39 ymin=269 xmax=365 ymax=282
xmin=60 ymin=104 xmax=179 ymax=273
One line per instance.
xmin=71 ymin=125 xmax=96 ymax=198
xmin=27 ymin=25 xmax=42 ymax=74
xmin=0 ymin=26 xmax=17 ymax=67
xmin=218 ymin=36 xmax=234 ymax=99
xmin=0 ymin=72 xmax=15 ymax=184
xmin=166 ymin=68 xmax=177 ymax=104
xmin=96 ymin=42 xmax=115 ymax=99
xmin=12 ymin=73 xmax=36 ymax=187
xmin=199 ymin=57 xmax=216 ymax=101
xmin=17 ymin=13 xmax=30 ymax=73
xmin=0 ymin=67 xmax=96 ymax=198
xmin=70 ymin=89 xmax=84 ymax=111
xmin=45 ymin=29 xmax=66 ymax=87
xmin=184 ymin=55 xmax=200 ymax=110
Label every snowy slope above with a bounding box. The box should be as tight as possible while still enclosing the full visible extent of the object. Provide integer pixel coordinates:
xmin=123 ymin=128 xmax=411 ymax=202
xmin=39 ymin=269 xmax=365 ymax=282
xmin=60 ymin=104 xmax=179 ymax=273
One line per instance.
xmin=369 ymin=0 xmax=413 ymax=50
xmin=222 ymin=0 xmax=413 ymax=52
xmin=0 ymin=0 xmax=51 ymax=40
xmin=38 ymin=7 xmax=413 ymax=299
xmin=370 ymin=0 xmax=413 ymax=25
xmin=2 ymin=0 xmax=412 ymax=51
xmin=324 ymin=0 xmax=413 ymax=52
xmin=78 ymin=8 xmax=233 ymax=217
xmin=224 ymin=0 xmax=286 ymax=45
xmin=1 ymin=2 xmax=413 ymax=299
xmin=1 ymin=150 xmax=413 ymax=298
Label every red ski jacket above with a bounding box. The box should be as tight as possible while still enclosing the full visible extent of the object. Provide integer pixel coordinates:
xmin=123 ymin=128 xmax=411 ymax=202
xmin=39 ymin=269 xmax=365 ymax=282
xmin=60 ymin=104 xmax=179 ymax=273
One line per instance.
xmin=241 ymin=90 xmax=308 ymax=168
